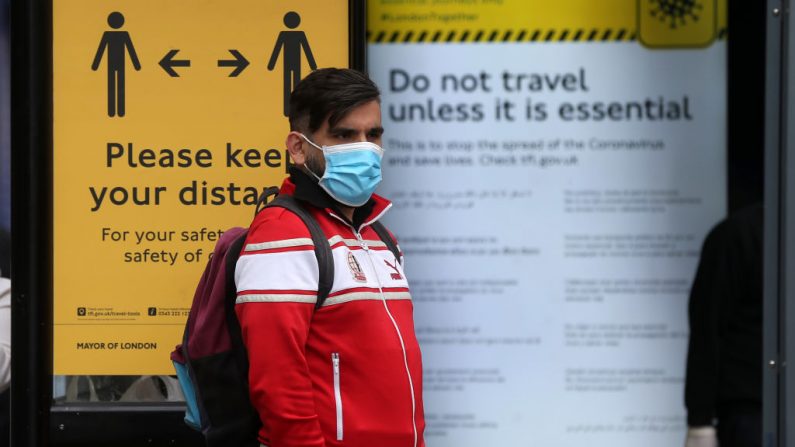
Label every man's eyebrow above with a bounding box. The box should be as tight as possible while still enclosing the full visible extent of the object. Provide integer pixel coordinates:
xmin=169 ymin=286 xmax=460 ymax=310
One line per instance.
xmin=328 ymin=126 xmax=355 ymax=134
xmin=327 ymin=126 xmax=385 ymax=134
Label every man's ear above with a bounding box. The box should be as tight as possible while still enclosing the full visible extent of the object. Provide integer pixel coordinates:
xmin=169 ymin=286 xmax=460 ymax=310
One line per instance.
xmin=286 ymin=131 xmax=306 ymax=166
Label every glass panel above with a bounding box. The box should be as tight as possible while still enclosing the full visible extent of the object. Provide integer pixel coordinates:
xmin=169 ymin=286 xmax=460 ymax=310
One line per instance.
xmin=0 ymin=0 xmax=9 ymax=272
xmin=53 ymin=375 xmax=184 ymax=404
xmin=364 ymin=0 xmax=763 ymax=445
xmin=1 ymin=1 xmax=11 ymax=444
xmin=49 ymin=0 xmax=350 ymax=381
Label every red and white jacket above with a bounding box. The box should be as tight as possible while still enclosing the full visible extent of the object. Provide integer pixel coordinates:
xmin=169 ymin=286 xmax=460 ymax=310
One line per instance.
xmin=235 ymin=170 xmax=425 ymax=447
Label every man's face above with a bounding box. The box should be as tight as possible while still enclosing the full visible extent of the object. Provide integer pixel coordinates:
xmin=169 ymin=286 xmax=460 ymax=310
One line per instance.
xmin=303 ymin=99 xmax=384 ymax=176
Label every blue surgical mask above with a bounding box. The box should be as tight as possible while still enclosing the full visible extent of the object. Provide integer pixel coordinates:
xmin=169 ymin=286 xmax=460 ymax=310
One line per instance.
xmin=300 ymin=134 xmax=384 ymax=207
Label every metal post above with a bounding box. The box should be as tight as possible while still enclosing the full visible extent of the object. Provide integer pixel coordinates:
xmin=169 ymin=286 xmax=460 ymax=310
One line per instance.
xmin=764 ymin=1 xmax=787 ymax=446
xmin=776 ymin=0 xmax=795 ymax=444
xmin=349 ymin=0 xmax=367 ymax=72
xmin=10 ymin=0 xmax=52 ymax=445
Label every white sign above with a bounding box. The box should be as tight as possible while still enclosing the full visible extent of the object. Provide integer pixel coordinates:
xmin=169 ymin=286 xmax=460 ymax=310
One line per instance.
xmin=370 ymin=40 xmax=726 ymax=446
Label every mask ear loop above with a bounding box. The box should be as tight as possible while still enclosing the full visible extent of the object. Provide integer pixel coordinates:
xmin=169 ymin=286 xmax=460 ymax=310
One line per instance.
xmin=299 ymin=133 xmax=323 ymax=150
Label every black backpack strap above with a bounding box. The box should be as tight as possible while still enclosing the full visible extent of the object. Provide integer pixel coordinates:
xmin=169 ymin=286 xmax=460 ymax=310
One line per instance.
xmin=370 ymin=221 xmax=402 ymax=264
xmin=265 ymin=195 xmax=334 ymax=309
xmin=254 ymin=186 xmax=281 ymax=216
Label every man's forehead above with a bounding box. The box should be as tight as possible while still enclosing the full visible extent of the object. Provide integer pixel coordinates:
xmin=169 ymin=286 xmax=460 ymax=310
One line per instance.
xmin=326 ymin=100 xmax=381 ymax=129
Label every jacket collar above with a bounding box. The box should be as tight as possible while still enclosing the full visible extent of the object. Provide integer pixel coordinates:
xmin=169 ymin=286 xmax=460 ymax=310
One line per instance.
xmin=280 ymin=167 xmax=392 ymax=229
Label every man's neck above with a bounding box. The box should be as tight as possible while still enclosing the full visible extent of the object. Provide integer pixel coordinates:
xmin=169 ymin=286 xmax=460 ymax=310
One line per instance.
xmin=338 ymin=205 xmax=355 ymax=222
xmin=288 ymin=167 xmax=375 ymax=228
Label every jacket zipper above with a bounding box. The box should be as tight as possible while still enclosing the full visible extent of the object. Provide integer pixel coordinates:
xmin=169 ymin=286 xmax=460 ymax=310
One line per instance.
xmin=353 ymin=229 xmax=418 ymax=447
xmin=332 ymin=352 xmax=343 ymax=441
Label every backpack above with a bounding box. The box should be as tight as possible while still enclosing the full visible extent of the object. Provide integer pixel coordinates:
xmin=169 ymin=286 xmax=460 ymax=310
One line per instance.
xmin=170 ymin=189 xmax=400 ymax=447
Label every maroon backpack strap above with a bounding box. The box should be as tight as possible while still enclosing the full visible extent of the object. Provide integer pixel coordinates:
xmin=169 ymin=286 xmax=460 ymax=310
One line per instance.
xmin=223 ymin=230 xmax=251 ymax=392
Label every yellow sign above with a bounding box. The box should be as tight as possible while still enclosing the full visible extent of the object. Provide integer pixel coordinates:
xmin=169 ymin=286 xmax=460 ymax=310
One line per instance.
xmin=367 ymin=0 xmax=726 ymax=46
xmin=53 ymin=0 xmax=350 ymax=375
xmin=638 ymin=0 xmax=717 ymax=48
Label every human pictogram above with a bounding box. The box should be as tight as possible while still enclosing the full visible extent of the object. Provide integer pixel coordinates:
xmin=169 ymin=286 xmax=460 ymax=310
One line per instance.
xmin=91 ymin=11 xmax=141 ymax=117
xmin=267 ymin=11 xmax=318 ymax=116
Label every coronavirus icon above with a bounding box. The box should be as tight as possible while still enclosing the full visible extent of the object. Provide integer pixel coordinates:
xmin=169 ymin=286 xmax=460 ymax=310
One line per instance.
xmin=649 ymin=0 xmax=703 ymax=29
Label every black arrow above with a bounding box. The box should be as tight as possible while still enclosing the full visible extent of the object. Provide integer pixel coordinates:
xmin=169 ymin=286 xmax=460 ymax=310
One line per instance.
xmin=159 ymin=49 xmax=190 ymax=77
xmin=217 ymin=49 xmax=249 ymax=77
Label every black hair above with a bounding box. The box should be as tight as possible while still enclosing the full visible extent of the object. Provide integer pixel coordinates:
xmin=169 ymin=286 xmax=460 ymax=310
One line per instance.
xmin=289 ymin=68 xmax=380 ymax=134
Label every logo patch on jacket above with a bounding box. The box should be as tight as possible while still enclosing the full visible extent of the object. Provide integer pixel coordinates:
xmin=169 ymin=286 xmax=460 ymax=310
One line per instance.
xmin=347 ymin=252 xmax=367 ymax=282
xmin=384 ymin=258 xmax=403 ymax=280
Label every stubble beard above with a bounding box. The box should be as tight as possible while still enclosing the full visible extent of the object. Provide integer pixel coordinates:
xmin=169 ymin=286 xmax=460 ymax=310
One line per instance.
xmin=304 ymin=149 xmax=326 ymax=179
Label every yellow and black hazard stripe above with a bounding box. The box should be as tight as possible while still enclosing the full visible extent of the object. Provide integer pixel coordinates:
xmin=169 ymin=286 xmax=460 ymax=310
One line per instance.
xmin=366 ymin=27 xmax=728 ymax=44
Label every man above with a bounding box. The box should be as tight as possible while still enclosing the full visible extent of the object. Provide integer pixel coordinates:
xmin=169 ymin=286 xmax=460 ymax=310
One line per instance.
xmin=234 ymin=68 xmax=425 ymax=447
xmin=685 ymin=203 xmax=762 ymax=447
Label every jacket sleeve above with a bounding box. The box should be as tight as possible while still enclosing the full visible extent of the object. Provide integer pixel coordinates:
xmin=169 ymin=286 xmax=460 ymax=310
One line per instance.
xmin=235 ymin=209 xmax=326 ymax=447
xmin=685 ymin=222 xmax=731 ymax=426
xmin=0 ymin=279 xmax=9 ymax=393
